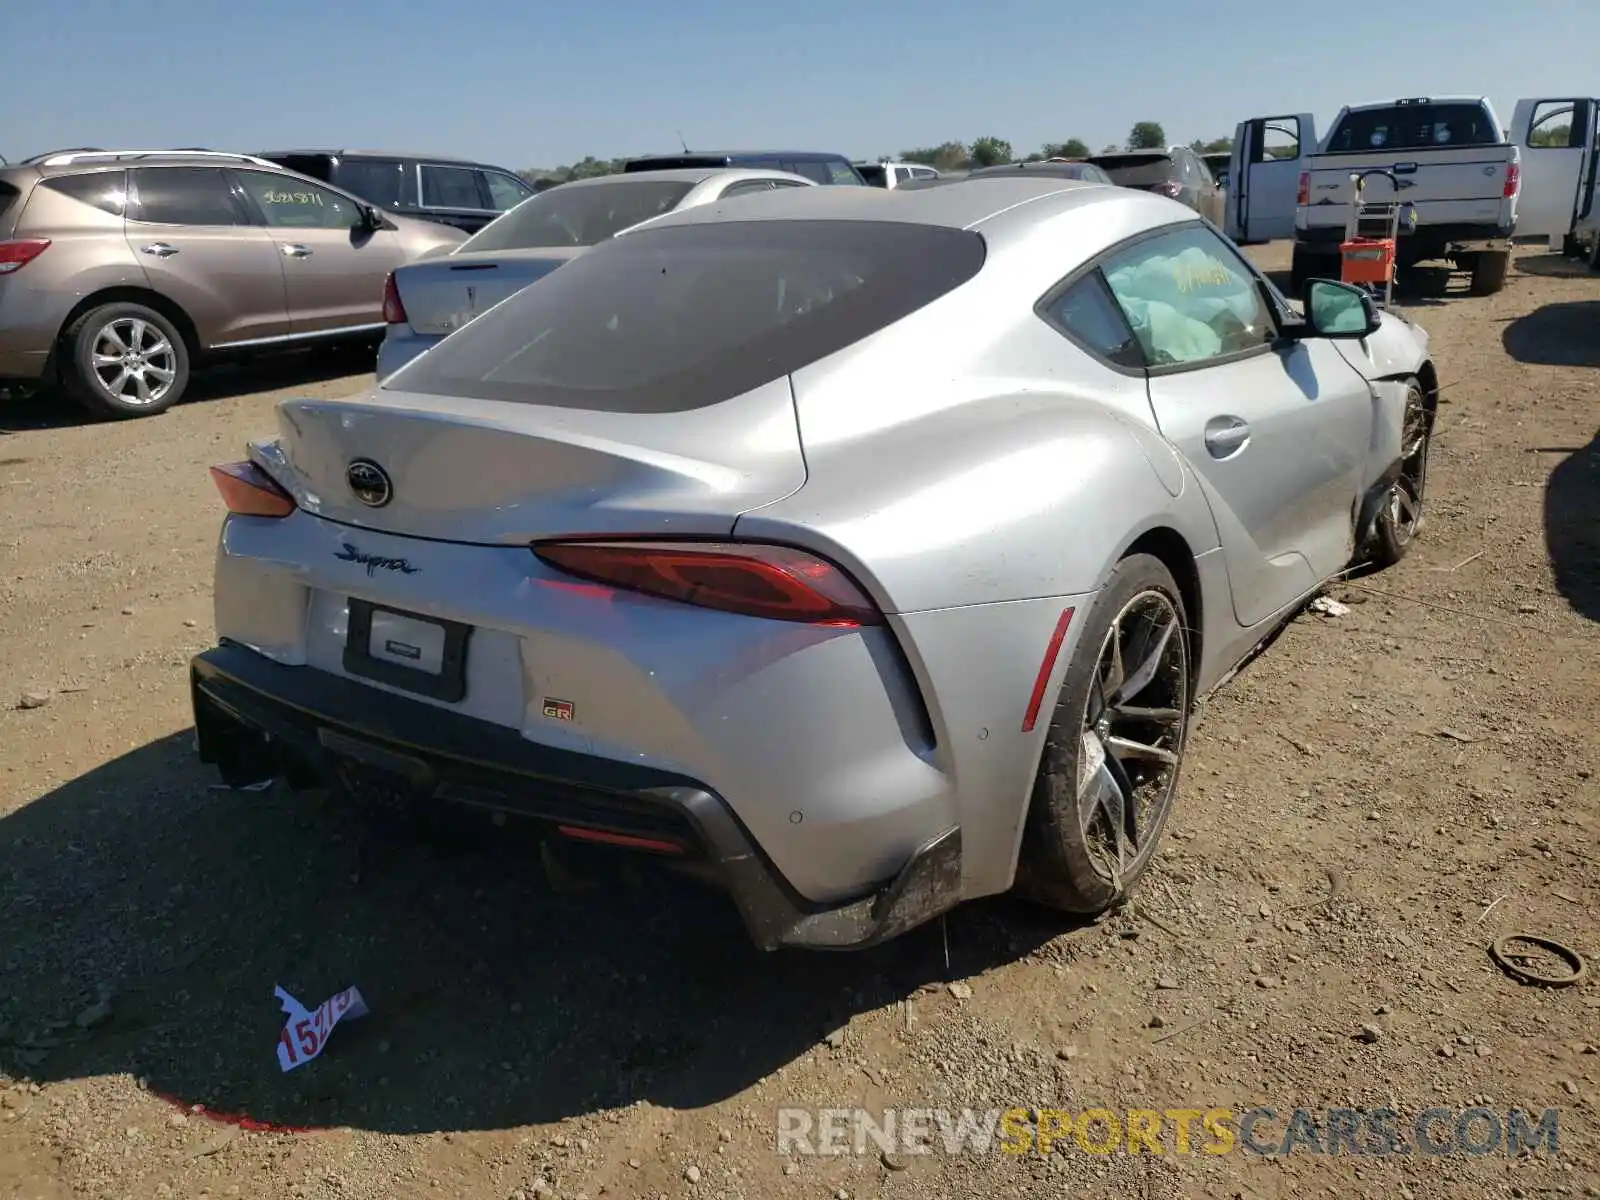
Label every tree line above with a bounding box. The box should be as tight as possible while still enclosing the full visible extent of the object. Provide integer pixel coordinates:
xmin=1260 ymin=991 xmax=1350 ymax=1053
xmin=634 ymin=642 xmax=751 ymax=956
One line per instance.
xmin=517 ymin=123 xmax=1238 ymax=189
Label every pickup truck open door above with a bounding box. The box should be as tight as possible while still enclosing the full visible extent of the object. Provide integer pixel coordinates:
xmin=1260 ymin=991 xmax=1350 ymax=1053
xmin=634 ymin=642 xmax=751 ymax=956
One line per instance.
xmin=1510 ymin=96 xmax=1598 ymax=248
xmin=1226 ymin=113 xmax=1317 ymax=244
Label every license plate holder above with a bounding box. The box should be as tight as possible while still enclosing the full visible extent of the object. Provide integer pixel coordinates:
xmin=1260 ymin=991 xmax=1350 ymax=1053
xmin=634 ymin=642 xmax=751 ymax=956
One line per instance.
xmin=343 ymin=599 xmax=471 ymax=703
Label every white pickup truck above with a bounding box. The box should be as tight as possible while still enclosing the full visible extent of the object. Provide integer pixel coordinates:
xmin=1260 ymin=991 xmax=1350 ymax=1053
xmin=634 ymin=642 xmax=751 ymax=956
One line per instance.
xmin=1225 ymin=96 xmax=1521 ymax=296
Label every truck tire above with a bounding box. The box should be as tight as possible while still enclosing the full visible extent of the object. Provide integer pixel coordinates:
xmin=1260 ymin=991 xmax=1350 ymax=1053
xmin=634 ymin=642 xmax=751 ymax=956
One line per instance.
xmin=1468 ymin=250 xmax=1511 ymax=297
xmin=1289 ymin=246 xmax=1336 ymax=294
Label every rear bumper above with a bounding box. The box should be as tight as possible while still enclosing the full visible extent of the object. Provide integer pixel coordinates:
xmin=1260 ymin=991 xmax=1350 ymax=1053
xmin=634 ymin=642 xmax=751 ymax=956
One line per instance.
xmin=1296 ymin=221 xmax=1513 ymax=257
xmin=191 ymin=643 xmax=963 ymax=951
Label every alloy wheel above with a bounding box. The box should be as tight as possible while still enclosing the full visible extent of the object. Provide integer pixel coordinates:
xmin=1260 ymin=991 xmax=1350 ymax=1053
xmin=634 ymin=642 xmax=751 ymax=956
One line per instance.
xmin=1387 ymin=384 xmax=1430 ymax=546
xmin=90 ymin=317 xmax=177 ymax=408
xmin=1077 ymin=589 xmax=1189 ymax=889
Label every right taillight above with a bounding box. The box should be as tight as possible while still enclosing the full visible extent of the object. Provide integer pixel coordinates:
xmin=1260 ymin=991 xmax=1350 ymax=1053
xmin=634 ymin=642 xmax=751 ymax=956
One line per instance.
xmin=0 ymin=239 xmax=51 ymax=275
xmin=1296 ymin=172 xmax=1310 ymax=205
xmin=1503 ymin=163 xmax=1520 ymax=198
xmin=1154 ymin=180 xmax=1182 ymax=198
xmin=381 ymin=272 xmax=407 ymax=324
xmin=209 ymin=461 xmax=295 ymax=518
xmin=532 ymin=540 xmax=883 ymax=627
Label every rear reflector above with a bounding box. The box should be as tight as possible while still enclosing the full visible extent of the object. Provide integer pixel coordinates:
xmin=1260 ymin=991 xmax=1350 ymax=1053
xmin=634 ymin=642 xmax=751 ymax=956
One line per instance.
xmin=532 ymin=540 xmax=883 ymax=627
xmin=1021 ymin=607 xmax=1076 ymax=733
xmin=0 ymin=239 xmax=50 ymax=275
xmin=555 ymin=825 xmax=686 ymax=855
xmin=381 ymin=271 xmax=407 ymax=324
xmin=209 ymin=460 xmax=295 ymax=518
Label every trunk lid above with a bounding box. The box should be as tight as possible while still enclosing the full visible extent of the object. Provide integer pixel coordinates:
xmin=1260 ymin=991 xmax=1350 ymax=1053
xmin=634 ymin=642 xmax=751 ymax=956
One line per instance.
xmin=258 ymin=377 xmax=807 ymax=544
xmin=394 ymin=246 xmax=585 ymax=337
xmin=1302 ymin=145 xmax=1517 ymax=226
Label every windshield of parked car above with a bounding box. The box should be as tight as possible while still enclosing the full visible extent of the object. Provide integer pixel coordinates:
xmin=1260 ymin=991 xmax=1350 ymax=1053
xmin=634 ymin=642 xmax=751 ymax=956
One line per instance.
xmin=460 ymin=179 xmax=696 ymax=252
xmin=1087 ymin=154 xmax=1177 ymax=189
xmin=395 ymin=219 xmax=987 ymax=413
xmin=1325 ymin=103 xmax=1500 ymax=151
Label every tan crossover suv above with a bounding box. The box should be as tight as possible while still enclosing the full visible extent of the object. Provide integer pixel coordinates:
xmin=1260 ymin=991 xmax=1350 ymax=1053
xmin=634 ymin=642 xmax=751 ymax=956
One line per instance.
xmin=0 ymin=150 xmax=465 ymax=418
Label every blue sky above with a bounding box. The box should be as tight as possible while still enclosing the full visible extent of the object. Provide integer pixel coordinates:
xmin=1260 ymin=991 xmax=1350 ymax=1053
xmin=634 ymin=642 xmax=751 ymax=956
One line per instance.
xmin=4 ymin=0 xmax=1590 ymax=170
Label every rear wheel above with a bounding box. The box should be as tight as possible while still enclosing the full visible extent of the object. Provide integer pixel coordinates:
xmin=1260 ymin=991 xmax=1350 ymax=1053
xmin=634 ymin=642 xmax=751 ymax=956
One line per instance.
xmin=1468 ymin=250 xmax=1511 ymax=296
xmin=1015 ymin=554 xmax=1191 ymax=914
xmin=61 ymin=302 xmax=190 ymax=418
xmin=1366 ymin=377 xmax=1430 ymax=568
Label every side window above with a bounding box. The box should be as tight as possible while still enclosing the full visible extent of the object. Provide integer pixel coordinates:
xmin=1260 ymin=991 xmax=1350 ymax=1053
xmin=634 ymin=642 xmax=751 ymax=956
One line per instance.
xmin=128 ymin=167 xmax=241 ymax=226
xmin=718 ymin=179 xmax=774 ymax=198
xmin=792 ymin=160 xmax=832 ymax=185
xmin=484 ymin=171 xmax=532 ymax=211
xmin=40 ymin=170 xmax=127 ymax=216
xmin=420 ymin=164 xmax=487 ymax=209
xmin=1527 ymin=101 xmax=1585 ymax=148
xmin=769 ymin=179 xmax=810 ymax=190
xmin=1261 ymin=118 xmax=1301 ymax=160
xmin=1041 ymin=271 xmax=1145 ymax=369
xmin=334 ymin=158 xmax=406 ymax=208
xmin=235 ymin=171 xmax=362 ymax=230
xmin=913 ymin=167 xmax=938 ymax=180
xmin=1100 ymin=225 xmax=1276 ymax=367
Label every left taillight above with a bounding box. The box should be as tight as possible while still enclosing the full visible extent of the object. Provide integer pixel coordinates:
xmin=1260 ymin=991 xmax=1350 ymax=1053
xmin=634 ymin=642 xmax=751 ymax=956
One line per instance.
xmin=0 ymin=239 xmax=51 ymax=275
xmin=1155 ymin=180 xmax=1182 ymax=199
xmin=381 ymin=272 xmax=407 ymax=324
xmin=209 ymin=461 xmax=295 ymax=518
xmin=532 ymin=540 xmax=884 ymax=627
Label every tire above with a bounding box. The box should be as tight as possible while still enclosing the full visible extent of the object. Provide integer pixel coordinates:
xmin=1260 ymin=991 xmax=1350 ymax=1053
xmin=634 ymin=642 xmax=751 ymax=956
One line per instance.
xmin=1468 ymin=250 xmax=1511 ymax=297
xmin=1365 ymin=376 xmax=1430 ymax=568
xmin=60 ymin=302 xmax=190 ymax=418
xmin=1289 ymin=246 xmax=1336 ymax=295
xmin=1014 ymin=553 xmax=1192 ymax=915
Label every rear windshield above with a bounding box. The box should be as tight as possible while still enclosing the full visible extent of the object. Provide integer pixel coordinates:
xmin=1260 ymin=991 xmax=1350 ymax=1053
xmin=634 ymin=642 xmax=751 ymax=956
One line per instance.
xmin=858 ymin=164 xmax=887 ymax=186
xmin=623 ymin=156 xmax=727 ymax=172
xmin=395 ymin=219 xmax=987 ymax=413
xmin=461 ymin=179 xmax=695 ymax=252
xmin=1088 ymin=154 xmax=1177 ymax=188
xmin=1325 ymin=103 xmax=1500 ymax=152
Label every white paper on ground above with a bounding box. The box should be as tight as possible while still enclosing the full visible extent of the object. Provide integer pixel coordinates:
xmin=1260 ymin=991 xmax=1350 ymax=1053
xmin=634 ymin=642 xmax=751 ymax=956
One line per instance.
xmin=274 ymin=984 xmax=369 ymax=1072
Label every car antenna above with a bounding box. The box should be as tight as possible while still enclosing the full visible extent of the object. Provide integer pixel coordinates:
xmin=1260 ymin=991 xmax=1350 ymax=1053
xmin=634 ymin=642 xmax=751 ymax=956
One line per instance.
xmin=677 ymin=130 xmax=691 ymax=153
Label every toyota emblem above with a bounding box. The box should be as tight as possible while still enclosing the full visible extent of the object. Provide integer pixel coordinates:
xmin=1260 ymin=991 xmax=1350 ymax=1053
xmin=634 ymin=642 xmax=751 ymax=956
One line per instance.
xmin=346 ymin=459 xmax=393 ymax=508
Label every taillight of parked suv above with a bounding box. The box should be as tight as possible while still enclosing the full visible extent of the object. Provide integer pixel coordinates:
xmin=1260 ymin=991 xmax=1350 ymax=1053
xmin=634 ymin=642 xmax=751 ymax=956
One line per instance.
xmin=0 ymin=238 xmax=50 ymax=274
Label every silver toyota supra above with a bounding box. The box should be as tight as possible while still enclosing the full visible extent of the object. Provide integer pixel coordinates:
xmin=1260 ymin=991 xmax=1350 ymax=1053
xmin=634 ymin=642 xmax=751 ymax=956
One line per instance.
xmin=191 ymin=177 xmax=1436 ymax=950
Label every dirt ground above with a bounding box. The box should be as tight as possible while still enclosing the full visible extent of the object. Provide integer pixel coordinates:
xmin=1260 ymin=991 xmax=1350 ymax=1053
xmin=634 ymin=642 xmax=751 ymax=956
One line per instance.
xmin=1 ymin=242 xmax=1597 ymax=1200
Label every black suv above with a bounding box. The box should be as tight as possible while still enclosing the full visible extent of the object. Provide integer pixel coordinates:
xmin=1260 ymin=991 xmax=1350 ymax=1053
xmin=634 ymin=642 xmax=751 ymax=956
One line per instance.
xmin=253 ymin=149 xmax=535 ymax=234
xmin=622 ymin=151 xmax=865 ymax=186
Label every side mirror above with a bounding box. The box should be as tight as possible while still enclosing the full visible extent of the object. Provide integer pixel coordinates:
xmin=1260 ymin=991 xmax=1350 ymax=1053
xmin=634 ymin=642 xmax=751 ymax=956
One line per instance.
xmin=1300 ymin=278 xmax=1381 ymax=339
xmin=359 ymin=204 xmax=385 ymax=231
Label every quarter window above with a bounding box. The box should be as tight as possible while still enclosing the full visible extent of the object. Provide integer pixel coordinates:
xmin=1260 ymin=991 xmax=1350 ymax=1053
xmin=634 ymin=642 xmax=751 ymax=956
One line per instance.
xmin=41 ymin=170 xmax=128 ymax=216
xmin=1099 ymin=225 xmax=1275 ymax=367
xmin=236 ymin=171 xmax=362 ymax=229
xmin=421 ymin=164 xmax=485 ymax=209
xmin=1041 ymin=273 xmax=1144 ymax=369
xmin=128 ymin=167 xmax=241 ymax=226
xmin=335 ymin=158 xmax=407 ymax=207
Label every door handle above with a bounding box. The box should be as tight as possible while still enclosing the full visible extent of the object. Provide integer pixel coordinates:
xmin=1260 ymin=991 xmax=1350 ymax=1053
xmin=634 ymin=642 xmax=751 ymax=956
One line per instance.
xmin=1203 ymin=416 xmax=1251 ymax=458
xmin=139 ymin=242 xmax=179 ymax=258
xmin=281 ymin=244 xmax=313 ymax=259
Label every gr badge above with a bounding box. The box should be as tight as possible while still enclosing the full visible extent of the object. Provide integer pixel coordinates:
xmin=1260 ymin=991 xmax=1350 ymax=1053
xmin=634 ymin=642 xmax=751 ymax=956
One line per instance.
xmin=543 ymin=698 xmax=575 ymax=721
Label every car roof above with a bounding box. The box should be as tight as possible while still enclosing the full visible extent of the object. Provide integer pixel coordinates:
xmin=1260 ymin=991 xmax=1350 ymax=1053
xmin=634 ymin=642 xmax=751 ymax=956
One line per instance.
xmin=966 ymin=162 xmax=1104 ymax=177
xmin=19 ymin=149 xmax=283 ymax=173
xmin=628 ymin=150 xmax=850 ymax=162
xmin=1088 ymin=148 xmax=1179 ymax=161
xmin=1342 ymin=95 xmax=1486 ymax=113
xmin=255 ymin=148 xmax=510 ymax=167
xmin=549 ymin=167 xmax=809 ymax=189
xmin=620 ymin=175 xmax=1150 ymax=235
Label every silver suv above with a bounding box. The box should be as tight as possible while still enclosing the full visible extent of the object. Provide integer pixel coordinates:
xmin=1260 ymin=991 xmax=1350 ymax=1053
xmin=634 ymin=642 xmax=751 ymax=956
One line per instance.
xmin=0 ymin=150 xmax=465 ymax=418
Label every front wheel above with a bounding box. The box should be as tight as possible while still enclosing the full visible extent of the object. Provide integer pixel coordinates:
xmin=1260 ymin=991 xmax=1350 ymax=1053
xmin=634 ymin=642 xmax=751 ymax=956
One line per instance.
xmin=1014 ymin=554 xmax=1191 ymax=915
xmin=61 ymin=302 xmax=190 ymax=418
xmin=1366 ymin=376 xmax=1431 ymax=568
